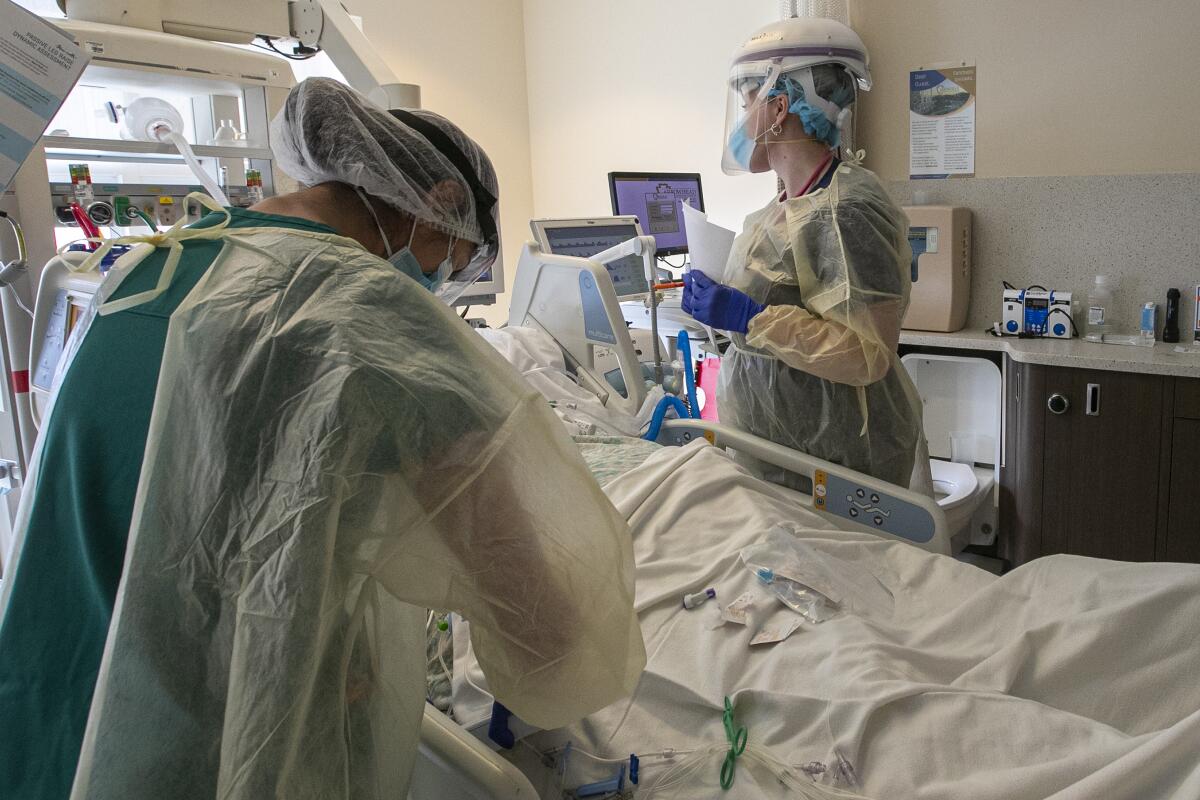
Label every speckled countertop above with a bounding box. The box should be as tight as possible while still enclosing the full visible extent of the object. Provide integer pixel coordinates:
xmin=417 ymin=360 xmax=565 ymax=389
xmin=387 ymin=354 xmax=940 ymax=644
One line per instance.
xmin=899 ymin=330 xmax=1200 ymax=379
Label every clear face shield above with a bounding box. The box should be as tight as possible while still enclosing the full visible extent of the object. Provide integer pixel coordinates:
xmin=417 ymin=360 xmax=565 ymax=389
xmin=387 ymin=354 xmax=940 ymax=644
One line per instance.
xmin=721 ymin=61 xmax=785 ymax=176
xmin=435 ymin=216 xmax=500 ymax=306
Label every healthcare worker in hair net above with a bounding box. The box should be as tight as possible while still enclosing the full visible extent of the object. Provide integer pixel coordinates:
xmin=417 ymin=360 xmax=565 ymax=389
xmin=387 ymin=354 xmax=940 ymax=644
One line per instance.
xmin=0 ymin=77 xmax=644 ymax=800
xmin=683 ymin=16 xmax=931 ymax=493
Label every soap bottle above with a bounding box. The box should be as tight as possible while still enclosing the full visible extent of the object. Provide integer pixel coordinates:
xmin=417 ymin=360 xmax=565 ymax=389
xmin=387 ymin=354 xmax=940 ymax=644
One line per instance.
xmin=1085 ymin=275 xmax=1114 ymax=342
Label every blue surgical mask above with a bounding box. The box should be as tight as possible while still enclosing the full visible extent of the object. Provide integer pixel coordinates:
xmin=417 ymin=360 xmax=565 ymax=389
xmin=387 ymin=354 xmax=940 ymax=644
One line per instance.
xmin=395 ymin=252 xmax=453 ymax=293
xmin=728 ymin=122 xmax=757 ymax=170
xmin=357 ymin=186 xmax=452 ymax=293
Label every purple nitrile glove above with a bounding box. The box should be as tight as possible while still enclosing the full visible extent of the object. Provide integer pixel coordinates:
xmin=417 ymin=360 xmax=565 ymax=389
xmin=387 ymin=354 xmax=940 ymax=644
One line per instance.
xmin=682 ymin=270 xmax=764 ymax=335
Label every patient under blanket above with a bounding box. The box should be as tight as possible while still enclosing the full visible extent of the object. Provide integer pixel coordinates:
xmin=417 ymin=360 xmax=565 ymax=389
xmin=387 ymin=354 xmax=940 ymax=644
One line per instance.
xmin=452 ymin=443 xmax=1200 ymax=800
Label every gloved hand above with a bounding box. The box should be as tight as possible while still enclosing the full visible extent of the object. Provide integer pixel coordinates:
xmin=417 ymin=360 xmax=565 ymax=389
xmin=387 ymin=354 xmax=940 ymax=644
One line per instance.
xmin=681 ymin=270 xmax=765 ymax=334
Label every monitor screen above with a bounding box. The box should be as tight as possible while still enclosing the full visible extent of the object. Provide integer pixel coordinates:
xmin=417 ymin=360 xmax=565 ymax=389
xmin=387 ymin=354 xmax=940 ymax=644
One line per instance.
xmin=608 ymin=172 xmax=704 ymax=256
xmin=541 ymin=223 xmax=648 ymax=297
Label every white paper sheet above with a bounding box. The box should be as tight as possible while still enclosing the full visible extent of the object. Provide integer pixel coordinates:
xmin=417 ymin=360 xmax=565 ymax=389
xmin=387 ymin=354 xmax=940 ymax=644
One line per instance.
xmin=682 ymin=202 xmax=735 ymax=278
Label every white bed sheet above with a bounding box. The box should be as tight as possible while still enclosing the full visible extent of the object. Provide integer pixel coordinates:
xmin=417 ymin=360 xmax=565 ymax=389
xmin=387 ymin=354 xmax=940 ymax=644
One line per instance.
xmin=454 ymin=442 xmax=1200 ymax=799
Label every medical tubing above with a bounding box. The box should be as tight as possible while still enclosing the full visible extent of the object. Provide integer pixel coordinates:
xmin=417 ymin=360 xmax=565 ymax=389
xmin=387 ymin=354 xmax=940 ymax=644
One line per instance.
xmin=643 ymin=743 xmax=873 ymax=800
xmin=649 ymin=273 xmax=664 ymax=385
xmin=133 ymin=208 xmax=158 ymax=232
xmin=676 ymin=329 xmax=701 ymax=418
xmin=643 ymin=395 xmax=691 ymax=441
xmin=161 ymin=130 xmax=231 ymax=207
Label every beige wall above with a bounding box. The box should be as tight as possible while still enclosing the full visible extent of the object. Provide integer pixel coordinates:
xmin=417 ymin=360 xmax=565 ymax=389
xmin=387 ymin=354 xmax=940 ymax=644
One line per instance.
xmin=342 ymin=0 xmax=535 ymax=325
xmin=521 ymin=0 xmax=781 ymax=234
xmin=854 ymin=0 xmax=1200 ymax=180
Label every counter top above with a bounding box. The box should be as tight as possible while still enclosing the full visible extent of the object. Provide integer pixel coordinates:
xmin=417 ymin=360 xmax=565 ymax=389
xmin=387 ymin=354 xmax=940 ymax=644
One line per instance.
xmin=899 ymin=330 xmax=1200 ymax=378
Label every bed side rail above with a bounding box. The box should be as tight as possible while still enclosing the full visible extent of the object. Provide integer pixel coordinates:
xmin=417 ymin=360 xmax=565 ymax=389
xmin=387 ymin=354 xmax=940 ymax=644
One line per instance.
xmin=656 ymin=419 xmax=950 ymax=555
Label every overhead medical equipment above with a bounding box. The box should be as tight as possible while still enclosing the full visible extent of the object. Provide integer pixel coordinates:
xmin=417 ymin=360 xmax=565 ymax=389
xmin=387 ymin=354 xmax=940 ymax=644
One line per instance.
xmin=902 ymin=205 xmax=972 ymax=333
xmin=0 ymin=0 xmax=429 ymax=514
xmin=607 ymin=172 xmax=704 ymax=257
xmin=12 ymin=21 xmax=294 ymax=437
xmin=56 ymin=0 xmax=420 ymax=109
xmin=1000 ymin=286 xmax=1074 ymax=338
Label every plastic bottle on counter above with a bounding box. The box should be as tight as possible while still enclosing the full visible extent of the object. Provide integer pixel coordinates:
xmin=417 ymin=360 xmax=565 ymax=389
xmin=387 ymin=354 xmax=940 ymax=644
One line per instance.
xmin=1140 ymin=302 xmax=1157 ymax=343
xmin=1085 ymin=275 xmax=1115 ymax=342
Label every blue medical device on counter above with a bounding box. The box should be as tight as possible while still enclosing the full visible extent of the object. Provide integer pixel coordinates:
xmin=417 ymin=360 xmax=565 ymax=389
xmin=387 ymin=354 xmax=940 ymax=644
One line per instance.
xmin=1002 ymin=288 xmax=1073 ymax=338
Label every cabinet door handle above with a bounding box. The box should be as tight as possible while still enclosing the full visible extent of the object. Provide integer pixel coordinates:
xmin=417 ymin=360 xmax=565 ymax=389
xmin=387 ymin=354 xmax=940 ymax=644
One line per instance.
xmin=1047 ymin=393 xmax=1070 ymax=415
xmin=1086 ymin=383 xmax=1101 ymax=416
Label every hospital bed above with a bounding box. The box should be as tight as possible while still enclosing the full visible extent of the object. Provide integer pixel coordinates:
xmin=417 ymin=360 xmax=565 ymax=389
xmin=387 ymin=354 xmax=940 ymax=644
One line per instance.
xmin=407 ymin=244 xmax=1200 ymax=799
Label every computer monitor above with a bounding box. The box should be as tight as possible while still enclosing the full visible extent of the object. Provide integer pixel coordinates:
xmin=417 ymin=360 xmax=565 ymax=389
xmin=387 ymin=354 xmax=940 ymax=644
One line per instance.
xmin=529 ymin=216 xmax=649 ymax=298
xmin=607 ymin=172 xmax=705 ymax=257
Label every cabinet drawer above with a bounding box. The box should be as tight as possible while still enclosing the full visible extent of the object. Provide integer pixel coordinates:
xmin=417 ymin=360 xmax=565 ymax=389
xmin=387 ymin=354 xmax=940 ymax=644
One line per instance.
xmin=1177 ymin=378 xmax=1200 ymax=419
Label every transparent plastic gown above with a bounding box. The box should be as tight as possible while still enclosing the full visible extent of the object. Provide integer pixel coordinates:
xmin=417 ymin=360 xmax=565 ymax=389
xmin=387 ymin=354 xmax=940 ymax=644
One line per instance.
xmin=718 ymin=162 xmax=931 ymax=492
xmin=48 ymin=223 xmax=644 ymax=799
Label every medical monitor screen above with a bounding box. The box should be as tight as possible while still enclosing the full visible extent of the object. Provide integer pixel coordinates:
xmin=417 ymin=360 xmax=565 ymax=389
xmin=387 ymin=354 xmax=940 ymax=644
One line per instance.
xmin=542 ymin=223 xmax=648 ymax=297
xmin=608 ymin=172 xmax=704 ymax=256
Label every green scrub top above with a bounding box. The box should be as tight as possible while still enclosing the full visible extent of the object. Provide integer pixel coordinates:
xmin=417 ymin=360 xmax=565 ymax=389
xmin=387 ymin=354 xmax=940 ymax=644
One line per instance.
xmin=0 ymin=209 xmax=337 ymax=800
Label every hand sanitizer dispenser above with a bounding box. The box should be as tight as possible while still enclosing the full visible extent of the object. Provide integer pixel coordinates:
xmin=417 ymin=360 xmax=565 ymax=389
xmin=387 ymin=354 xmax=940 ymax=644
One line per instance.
xmin=902 ymin=206 xmax=973 ymax=332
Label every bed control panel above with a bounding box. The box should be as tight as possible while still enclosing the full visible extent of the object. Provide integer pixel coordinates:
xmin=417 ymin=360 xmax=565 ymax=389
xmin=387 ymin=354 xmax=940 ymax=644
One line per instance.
xmin=815 ymin=470 xmax=936 ymax=544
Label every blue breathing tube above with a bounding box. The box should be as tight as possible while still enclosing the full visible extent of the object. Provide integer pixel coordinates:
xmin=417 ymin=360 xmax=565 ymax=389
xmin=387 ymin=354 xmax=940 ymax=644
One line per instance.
xmin=677 ymin=329 xmax=701 ymax=420
xmin=643 ymin=395 xmax=692 ymax=442
xmin=643 ymin=329 xmax=704 ymax=441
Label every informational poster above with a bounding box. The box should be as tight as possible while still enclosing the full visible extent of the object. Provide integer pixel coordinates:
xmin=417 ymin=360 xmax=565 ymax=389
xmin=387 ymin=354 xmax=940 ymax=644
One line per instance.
xmin=909 ymin=65 xmax=976 ymax=180
xmin=0 ymin=0 xmax=88 ymax=192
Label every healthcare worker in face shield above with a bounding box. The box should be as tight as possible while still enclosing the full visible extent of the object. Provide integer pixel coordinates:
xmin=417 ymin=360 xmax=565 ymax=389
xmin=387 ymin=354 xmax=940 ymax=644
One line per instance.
xmin=683 ymin=17 xmax=932 ymax=493
xmin=0 ymin=77 xmax=644 ymax=800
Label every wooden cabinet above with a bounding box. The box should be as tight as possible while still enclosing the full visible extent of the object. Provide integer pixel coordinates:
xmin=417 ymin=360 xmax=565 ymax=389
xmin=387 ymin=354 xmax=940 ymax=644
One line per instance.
xmin=1001 ymin=357 xmax=1199 ymax=566
xmin=1164 ymin=381 xmax=1200 ymax=562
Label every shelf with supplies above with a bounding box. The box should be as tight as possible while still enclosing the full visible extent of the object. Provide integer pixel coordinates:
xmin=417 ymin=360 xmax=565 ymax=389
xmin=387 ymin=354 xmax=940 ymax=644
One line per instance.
xmin=899 ymin=330 xmax=1200 ymax=379
xmin=42 ymin=136 xmax=273 ymax=163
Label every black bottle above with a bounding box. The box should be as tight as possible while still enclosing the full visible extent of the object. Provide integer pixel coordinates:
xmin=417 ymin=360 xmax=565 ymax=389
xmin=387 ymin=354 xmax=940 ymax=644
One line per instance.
xmin=1163 ymin=288 xmax=1181 ymax=343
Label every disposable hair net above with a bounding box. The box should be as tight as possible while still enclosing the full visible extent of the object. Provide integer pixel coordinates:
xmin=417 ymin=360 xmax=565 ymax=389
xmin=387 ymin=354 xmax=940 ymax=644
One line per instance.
xmin=270 ymin=78 xmax=500 ymax=301
xmin=767 ymin=64 xmax=857 ymax=148
xmin=717 ymin=162 xmax=931 ymax=492
xmin=65 ymin=223 xmax=644 ymax=799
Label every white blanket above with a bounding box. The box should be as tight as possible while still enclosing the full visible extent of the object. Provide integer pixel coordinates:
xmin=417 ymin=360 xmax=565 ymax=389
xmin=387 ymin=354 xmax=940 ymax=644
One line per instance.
xmin=456 ymin=443 xmax=1200 ymax=799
